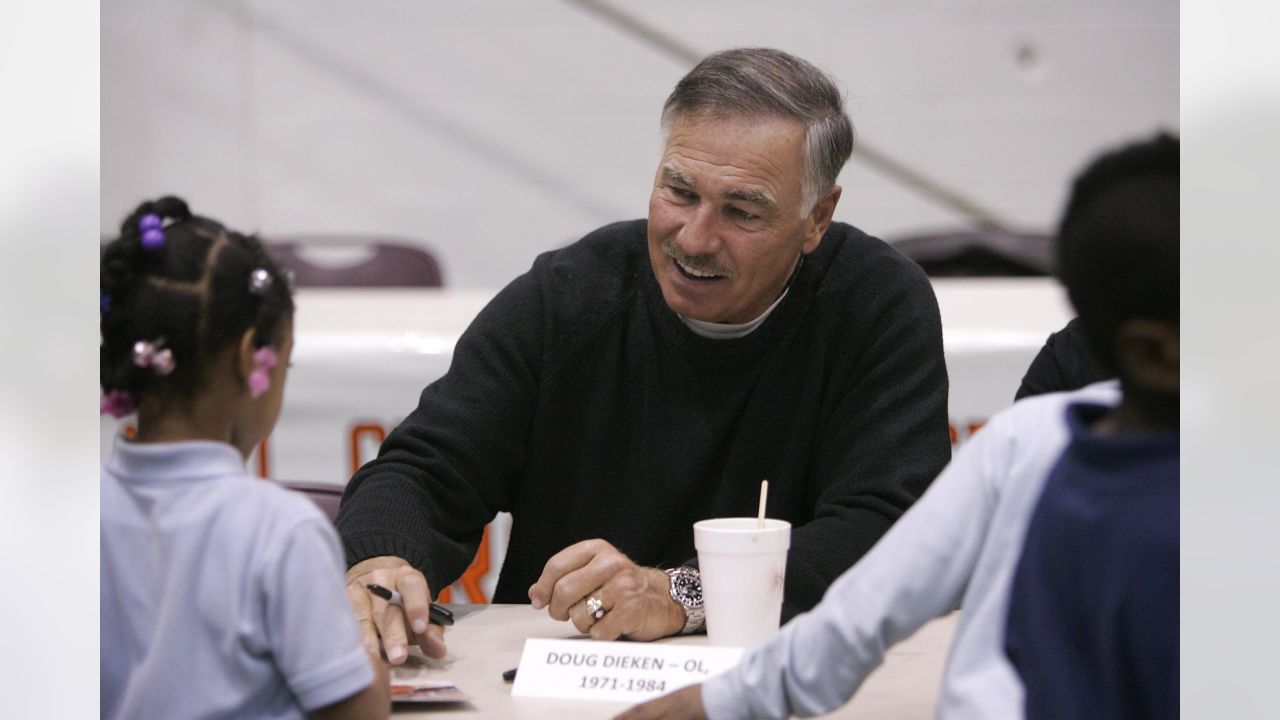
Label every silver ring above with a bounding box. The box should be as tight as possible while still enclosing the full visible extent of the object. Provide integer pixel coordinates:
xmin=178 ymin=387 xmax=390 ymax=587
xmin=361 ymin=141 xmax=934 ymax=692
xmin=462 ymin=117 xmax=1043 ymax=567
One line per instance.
xmin=585 ymin=595 xmax=606 ymax=621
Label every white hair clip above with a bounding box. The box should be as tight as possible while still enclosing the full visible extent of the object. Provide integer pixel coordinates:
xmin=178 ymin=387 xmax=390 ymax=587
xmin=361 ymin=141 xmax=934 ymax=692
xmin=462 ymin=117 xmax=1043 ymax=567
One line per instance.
xmin=249 ymin=268 xmax=273 ymax=295
xmin=132 ymin=338 xmax=175 ymax=376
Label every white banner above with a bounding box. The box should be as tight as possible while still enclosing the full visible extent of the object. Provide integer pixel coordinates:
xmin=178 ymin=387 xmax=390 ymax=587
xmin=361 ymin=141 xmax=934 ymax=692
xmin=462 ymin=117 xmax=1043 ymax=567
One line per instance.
xmin=101 ymin=279 xmax=1075 ymax=601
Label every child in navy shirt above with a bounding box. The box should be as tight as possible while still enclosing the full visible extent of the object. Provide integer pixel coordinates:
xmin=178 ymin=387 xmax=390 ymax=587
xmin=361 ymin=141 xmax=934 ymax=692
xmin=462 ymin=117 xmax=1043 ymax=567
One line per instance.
xmin=1004 ymin=134 xmax=1179 ymax=719
xmin=100 ymin=196 xmax=390 ymax=719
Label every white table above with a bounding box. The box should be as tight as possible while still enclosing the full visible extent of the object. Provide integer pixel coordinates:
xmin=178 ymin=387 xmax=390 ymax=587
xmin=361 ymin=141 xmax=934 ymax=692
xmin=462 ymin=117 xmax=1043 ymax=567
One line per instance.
xmin=393 ymin=604 xmax=958 ymax=718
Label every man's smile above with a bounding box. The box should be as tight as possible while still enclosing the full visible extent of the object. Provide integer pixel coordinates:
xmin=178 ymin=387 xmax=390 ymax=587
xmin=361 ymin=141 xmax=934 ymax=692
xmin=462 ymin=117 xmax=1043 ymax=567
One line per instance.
xmin=672 ymin=256 xmax=725 ymax=280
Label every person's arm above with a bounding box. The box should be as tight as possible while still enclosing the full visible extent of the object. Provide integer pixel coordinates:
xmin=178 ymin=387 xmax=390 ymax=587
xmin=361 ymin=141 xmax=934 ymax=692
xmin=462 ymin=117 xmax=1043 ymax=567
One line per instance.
xmin=267 ymin=517 xmax=385 ymax=718
xmin=310 ymin=654 xmax=389 ymax=720
xmin=335 ymin=266 xmax=548 ymax=594
xmin=782 ymin=252 xmax=951 ymax=618
xmin=624 ymin=413 xmax=1011 ymax=720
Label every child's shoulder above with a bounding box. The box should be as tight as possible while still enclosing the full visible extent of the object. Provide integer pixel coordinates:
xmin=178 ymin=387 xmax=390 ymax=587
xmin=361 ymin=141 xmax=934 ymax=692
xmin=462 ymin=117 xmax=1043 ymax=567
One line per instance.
xmin=218 ymin=477 xmax=344 ymax=572
xmin=234 ymin=476 xmax=334 ymax=531
xmin=968 ymin=380 xmax=1122 ymax=474
xmin=994 ymin=380 xmax=1122 ymax=434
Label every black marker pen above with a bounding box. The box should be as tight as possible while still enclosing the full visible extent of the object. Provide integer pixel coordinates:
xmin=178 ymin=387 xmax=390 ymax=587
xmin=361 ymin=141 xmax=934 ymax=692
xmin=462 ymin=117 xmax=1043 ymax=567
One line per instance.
xmin=366 ymin=583 xmax=455 ymax=626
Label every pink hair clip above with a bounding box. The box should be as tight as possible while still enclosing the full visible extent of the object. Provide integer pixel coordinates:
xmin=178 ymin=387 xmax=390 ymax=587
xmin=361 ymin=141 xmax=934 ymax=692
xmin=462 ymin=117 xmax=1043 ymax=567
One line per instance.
xmin=249 ymin=346 xmax=279 ymax=398
xmin=132 ymin=338 xmax=175 ymax=376
xmin=100 ymin=389 xmax=136 ymax=418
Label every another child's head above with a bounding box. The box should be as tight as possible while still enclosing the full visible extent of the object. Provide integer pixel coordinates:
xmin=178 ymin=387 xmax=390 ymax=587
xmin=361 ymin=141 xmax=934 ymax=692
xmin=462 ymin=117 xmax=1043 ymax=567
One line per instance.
xmin=100 ymin=196 xmax=296 ymax=455
xmin=1055 ymin=133 xmax=1179 ymax=422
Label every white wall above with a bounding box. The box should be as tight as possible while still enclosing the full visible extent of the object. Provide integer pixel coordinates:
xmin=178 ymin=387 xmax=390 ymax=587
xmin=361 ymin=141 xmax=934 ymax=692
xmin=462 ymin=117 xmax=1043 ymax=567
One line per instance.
xmin=102 ymin=0 xmax=1178 ymax=288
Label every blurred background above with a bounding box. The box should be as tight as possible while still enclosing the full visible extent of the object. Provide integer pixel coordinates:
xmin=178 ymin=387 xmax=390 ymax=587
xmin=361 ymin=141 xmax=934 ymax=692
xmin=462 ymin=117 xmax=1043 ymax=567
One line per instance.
xmin=97 ymin=0 xmax=1181 ymax=606
xmin=102 ymin=0 xmax=1178 ymax=286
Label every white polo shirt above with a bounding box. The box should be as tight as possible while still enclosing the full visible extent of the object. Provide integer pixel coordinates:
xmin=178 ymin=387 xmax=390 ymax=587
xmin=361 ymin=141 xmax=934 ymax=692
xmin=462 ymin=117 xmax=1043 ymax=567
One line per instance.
xmin=101 ymin=438 xmax=373 ymax=720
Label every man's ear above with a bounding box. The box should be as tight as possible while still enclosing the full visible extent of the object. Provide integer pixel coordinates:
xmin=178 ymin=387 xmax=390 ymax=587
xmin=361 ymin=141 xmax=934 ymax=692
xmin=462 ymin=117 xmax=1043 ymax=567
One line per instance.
xmin=235 ymin=327 xmax=259 ymax=387
xmin=802 ymin=185 xmax=842 ymax=254
xmin=1114 ymin=319 xmax=1179 ymax=395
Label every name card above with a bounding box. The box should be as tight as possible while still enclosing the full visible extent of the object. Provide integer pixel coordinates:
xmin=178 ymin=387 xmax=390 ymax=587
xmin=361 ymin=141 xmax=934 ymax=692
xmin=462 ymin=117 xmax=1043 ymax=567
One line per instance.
xmin=510 ymin=638 xmax=744 ymax=703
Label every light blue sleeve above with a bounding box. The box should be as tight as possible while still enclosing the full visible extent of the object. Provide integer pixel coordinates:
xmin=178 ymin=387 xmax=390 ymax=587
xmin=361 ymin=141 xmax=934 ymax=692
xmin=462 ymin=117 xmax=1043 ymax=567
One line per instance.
xmin=261 ymin=516 xmax=376 ymax=712
xmin=701 ymin=418 xmax=1009 ymax=720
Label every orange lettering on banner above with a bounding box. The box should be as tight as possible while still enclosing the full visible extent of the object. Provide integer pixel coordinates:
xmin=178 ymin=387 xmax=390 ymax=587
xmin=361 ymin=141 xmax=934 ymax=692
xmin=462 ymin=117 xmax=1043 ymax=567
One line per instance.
xmin=949 ymin=419 xmax=990 ymax=447
xmin=347 ymin=421 xmax=491 ymax=604
xmin=437 ymin=526 xmax=492 ymax=604
xmin=349 ymin=423 xmax=389 ymax=476
xmin=257 ymin=437 xmax=271 ymax=478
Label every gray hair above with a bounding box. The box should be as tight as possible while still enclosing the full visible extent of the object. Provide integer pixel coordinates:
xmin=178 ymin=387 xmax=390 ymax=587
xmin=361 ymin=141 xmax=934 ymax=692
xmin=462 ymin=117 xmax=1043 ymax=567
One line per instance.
xmin=660 ymin=47 xmax=855 ymax=215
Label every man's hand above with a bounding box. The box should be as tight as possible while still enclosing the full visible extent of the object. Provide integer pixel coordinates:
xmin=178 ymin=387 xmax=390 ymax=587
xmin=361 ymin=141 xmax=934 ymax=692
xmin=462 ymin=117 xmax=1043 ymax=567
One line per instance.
xmin=527 ymin=539 xmax=686 ymax=641
xmin=345 ymin=556 xmax=447 ymax=664
xmin=614 ymin=684 xmax=707 ymax=720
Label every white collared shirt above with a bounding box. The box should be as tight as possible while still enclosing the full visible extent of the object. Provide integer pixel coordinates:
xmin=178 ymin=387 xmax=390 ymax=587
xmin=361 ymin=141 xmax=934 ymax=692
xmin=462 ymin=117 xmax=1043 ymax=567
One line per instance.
xmin=679 ymin=288 xmax=790 ymax=339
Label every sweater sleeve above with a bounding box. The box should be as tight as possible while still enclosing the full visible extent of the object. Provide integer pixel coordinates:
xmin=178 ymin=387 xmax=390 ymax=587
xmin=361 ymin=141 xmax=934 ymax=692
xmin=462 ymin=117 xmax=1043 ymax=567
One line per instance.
xmin=783 ymin=251 xmax=951 ymax=618
xmin=1015 ymin=317 xmax=1112 ymax=401
xmin=335 ymin=266 xmax=546 ymax=591
xmin=702 ymin=411 xmax=1003 ymax=720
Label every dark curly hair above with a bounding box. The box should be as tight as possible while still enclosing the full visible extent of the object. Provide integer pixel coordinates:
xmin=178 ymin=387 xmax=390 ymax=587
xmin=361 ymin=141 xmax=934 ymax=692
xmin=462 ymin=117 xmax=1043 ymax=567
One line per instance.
xmin=1055 ymin=132 xmax=1179 ymax=373
xmin=100 ymin=196 xmax=294 ymax=407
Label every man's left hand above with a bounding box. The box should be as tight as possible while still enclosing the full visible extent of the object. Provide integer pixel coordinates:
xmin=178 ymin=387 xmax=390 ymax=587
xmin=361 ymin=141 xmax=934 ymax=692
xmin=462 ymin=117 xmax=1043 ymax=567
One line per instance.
xmin=528 ymin=539 xmax=686 ymax=641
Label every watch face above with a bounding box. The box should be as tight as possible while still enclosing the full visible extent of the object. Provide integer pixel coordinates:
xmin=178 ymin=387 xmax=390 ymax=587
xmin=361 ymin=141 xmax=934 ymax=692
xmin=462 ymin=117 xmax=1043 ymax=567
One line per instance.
xmin=671 ymin=570 xmax=703 ymax=607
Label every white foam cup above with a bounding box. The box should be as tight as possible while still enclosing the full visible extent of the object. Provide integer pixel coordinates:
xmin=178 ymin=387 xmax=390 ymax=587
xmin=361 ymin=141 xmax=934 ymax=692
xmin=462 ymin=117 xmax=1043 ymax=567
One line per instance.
xmin=693 ymin=517 xmax=791 ymax=647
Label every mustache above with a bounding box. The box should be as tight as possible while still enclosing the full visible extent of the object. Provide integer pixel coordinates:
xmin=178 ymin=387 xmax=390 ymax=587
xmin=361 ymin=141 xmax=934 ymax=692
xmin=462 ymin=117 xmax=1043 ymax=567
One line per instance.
xmin=662 ymin=237 xmax=732 ymax=278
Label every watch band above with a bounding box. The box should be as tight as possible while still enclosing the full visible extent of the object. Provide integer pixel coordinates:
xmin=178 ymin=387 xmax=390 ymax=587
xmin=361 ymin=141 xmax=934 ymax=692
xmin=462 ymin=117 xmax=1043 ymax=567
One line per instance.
xmin=665 ymin=566 xmax=705 ymax=634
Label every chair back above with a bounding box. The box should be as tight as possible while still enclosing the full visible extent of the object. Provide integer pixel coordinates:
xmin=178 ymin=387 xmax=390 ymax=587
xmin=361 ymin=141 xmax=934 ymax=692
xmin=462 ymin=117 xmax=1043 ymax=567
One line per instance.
xmin=277 ymin=480 xmax=344 ymax=523
xmin=890 ymin=230 xmax=1052 ymax=277
xmin=266 ymin=236 xmax=444 ymax=287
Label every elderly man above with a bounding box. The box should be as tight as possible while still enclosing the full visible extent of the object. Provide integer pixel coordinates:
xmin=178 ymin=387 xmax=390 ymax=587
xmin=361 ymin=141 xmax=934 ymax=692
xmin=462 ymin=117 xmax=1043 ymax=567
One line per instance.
xmin=336 ymin=47 xmax=950 ymax=663
xmin=618 ymin=133 xmax=1178 ymax=720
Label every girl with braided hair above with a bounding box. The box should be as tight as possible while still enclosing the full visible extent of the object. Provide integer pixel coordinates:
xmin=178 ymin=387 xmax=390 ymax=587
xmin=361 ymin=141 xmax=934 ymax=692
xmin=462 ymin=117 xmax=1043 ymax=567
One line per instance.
xmin=100 ymin=197 xmax=389 ymax=719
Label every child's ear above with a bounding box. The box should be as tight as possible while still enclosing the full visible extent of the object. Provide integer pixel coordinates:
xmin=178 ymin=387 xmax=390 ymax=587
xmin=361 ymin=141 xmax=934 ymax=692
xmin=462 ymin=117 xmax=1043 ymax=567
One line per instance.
xmin=234 ymin=328 xmax=259 ymax=385
xmin=1115 ymin=319 xmax=1179 ymax=395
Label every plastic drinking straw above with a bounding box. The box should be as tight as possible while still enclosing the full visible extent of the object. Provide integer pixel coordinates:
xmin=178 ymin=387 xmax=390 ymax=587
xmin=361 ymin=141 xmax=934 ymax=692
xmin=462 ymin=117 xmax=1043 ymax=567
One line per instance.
xmin=757 ymin=479 xmax=769 ymax=529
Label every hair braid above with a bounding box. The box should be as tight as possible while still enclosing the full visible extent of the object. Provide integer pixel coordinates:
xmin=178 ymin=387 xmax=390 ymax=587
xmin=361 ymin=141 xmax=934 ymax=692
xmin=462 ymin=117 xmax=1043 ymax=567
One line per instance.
xmin=100 ymin=196 xmax=295 ymax=411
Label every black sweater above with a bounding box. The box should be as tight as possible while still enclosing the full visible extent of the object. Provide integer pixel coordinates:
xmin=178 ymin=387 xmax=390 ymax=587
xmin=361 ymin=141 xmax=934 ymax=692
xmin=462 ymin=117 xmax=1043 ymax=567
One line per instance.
xmin=1015 ymin=317 xmax=1112 ymax=401
xmin=336 ymin=219 xmax=951 ymax=619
